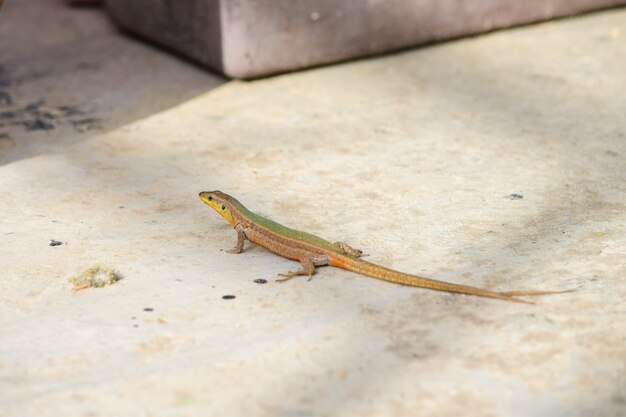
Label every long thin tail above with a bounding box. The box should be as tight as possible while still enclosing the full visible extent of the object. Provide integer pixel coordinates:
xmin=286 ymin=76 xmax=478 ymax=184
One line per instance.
xmin=330 ymin=256 xmax=570 ymax=303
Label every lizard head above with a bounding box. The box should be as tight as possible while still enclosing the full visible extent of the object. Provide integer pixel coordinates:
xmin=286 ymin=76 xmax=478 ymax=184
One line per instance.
xmin=199 ymin=190 xmax=237 ymax=226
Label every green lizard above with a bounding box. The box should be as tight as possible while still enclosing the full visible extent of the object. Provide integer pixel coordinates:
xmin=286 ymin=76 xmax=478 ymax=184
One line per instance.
xmin=199 ymin=191 xmax=569 ymax=303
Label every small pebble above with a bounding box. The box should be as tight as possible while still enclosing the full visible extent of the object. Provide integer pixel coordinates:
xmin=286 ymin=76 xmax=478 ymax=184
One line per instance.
xmin=143 ymin=307 xmax=154 ymax=312
xmin=508 ymin=193 xmax=524 ymax=200
xmin=254 ymin=279 xmax=268 ymax=284
xmin=222 ymin=295 xmax=236 ymax=300
xmin=49 ymin=240 xmax=63 ymax=246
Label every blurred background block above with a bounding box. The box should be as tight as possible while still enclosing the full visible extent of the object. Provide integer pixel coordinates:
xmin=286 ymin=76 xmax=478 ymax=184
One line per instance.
xmin=106 ymin=0 xmax=626 ymax=79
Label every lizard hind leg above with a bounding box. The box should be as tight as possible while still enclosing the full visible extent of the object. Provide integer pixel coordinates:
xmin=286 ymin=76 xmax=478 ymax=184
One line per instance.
xmin=335 ymin=241 xmax=367 ymax=257
xmin=276 ymin=257 xmax=318 ymax=282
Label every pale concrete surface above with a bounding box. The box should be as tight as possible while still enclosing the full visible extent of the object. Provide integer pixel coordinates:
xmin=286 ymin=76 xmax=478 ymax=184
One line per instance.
xmin=1 ymin=3 xmax=626 ymax=417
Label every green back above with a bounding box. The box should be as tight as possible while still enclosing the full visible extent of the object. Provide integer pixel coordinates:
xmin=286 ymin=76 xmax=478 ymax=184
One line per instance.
xmin=231 ymin=197 xmax=339 ymax=251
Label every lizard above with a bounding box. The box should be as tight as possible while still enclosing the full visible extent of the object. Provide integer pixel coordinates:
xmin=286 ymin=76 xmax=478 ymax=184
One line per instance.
xmin=199 ymin=191 xmax=570 ymax=303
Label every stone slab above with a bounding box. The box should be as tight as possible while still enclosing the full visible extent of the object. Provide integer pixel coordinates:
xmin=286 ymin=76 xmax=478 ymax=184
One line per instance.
xmin=106 ymin=0 xmax=626 ymax=78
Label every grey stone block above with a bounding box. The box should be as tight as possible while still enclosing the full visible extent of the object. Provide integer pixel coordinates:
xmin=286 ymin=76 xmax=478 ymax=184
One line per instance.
xmin=106 ymin=0 xmax=626 ymax=78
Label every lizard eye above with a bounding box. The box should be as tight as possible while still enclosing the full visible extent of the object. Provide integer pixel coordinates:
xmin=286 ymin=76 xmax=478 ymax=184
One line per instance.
xmin=221 ymin=204 xmax=226 ymax=210
xmin=208 ymin=195 xmax=213 ymax=201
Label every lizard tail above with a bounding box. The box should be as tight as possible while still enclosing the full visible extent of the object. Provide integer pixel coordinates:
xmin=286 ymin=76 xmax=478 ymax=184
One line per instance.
xmin=330 ymin=256 xmax=542 ymax=303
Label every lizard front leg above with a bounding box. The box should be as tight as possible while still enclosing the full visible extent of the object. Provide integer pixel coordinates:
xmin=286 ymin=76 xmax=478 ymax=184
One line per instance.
xmin=226 ymin=225 xmax=247 ymax=254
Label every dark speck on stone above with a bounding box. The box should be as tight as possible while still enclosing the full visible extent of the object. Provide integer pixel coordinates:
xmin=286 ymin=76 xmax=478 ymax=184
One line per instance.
xmin=222 ymin=295 xmax=236 ymax=300
xmin=254 ymin=279 xmax=268 ymax=284
xmin=508 ymin=193 xmax=524 ymax=200
xmin=49 ymin=239 xmax=63 ymax=246
xmin=143 ymin=307 xmax=154 ymax=312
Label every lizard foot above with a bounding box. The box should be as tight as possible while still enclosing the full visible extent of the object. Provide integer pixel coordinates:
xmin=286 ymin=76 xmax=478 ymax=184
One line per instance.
xmin=277 ymin=270 xmax=313 ymax=282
